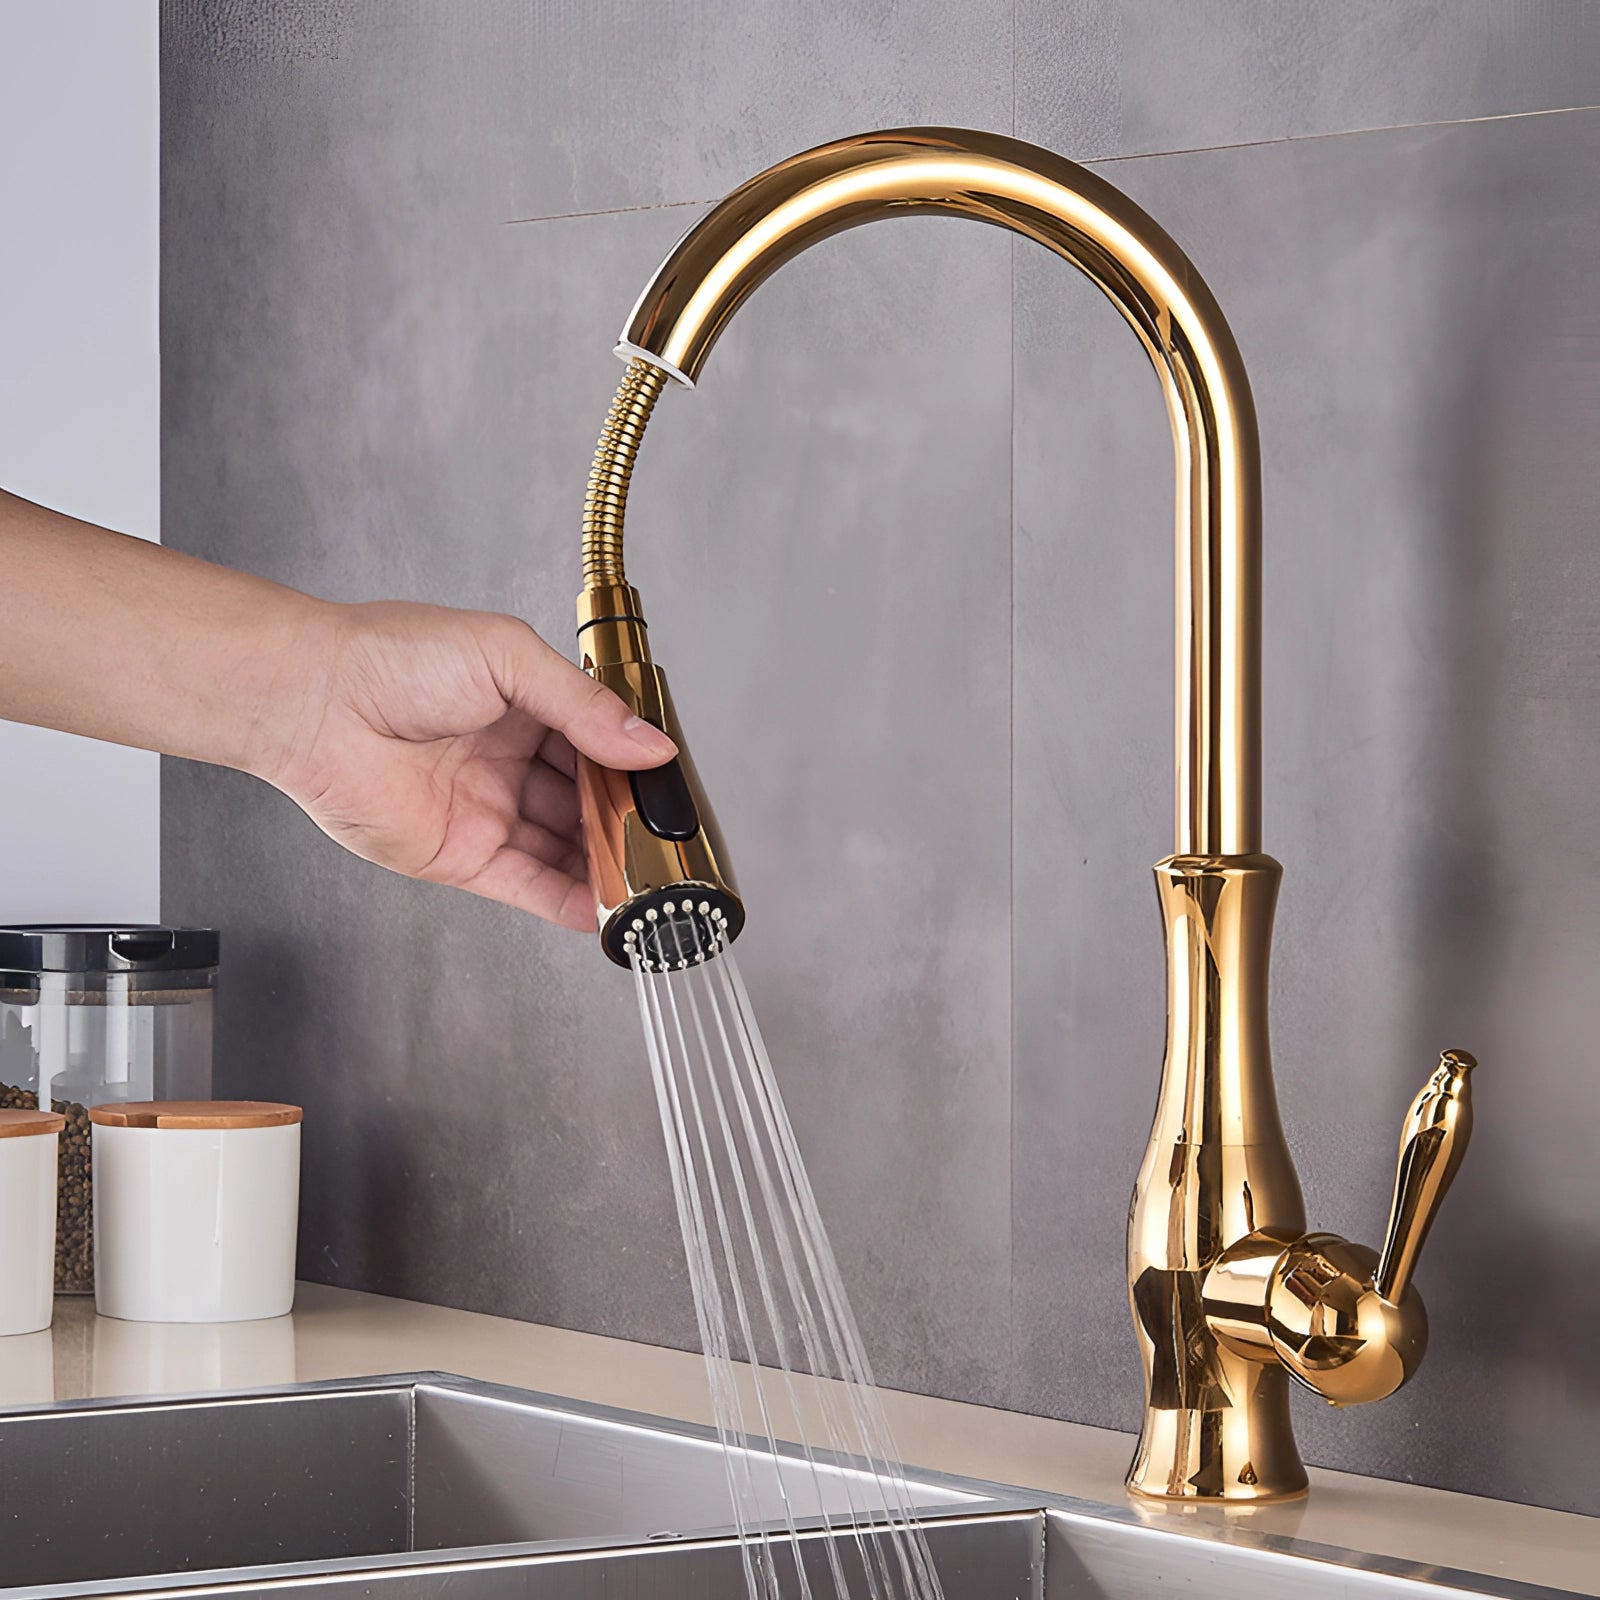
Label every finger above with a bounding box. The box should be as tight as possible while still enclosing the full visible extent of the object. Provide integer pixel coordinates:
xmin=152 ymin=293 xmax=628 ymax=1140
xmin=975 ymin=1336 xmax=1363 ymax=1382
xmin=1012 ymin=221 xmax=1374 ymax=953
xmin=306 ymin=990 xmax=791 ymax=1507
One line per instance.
xmin=507 ymin=814 xmax=586 ymax=874
xmin=554 ymin=876 xmax=602 ymax=932
xmin=536 ymin=727 xmax=577 ymax=779
xmin=486 ymin=618 xmax=676 ymax=770
xmin=519 ymin=760 xmax=582 ymax=840
xmin=469 ymin=705 xmax=547 ymax=761
xmin=456 ymin=846 xmax=598 ymax=932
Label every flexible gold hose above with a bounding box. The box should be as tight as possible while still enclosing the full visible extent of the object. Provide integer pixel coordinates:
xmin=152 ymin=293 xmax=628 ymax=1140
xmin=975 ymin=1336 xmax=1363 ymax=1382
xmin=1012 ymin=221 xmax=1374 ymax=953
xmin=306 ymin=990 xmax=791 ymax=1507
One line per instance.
xmin=580 ymin=357 xmax=668 ymax=588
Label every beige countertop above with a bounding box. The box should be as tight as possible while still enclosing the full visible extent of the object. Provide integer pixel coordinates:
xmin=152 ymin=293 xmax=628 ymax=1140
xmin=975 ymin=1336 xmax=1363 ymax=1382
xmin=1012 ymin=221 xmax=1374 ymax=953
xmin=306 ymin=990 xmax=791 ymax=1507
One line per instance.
xmin=9 ymin=1283 xmax=1596 ymax=1595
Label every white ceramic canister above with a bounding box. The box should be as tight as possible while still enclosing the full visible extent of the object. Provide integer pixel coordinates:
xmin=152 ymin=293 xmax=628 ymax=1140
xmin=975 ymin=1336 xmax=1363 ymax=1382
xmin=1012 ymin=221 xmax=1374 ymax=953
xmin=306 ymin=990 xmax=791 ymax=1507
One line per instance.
xmin=0 ymin=1109 xmax=64 ymax=1336
xmin=90 ymin=1101 xmax=301 ymax=1323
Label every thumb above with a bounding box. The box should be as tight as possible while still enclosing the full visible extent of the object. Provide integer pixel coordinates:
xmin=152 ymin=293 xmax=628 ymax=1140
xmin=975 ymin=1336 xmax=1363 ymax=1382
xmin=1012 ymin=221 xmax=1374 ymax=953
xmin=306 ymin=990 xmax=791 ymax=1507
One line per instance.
xmin=488 ymin=617 xmax=677 ymax=769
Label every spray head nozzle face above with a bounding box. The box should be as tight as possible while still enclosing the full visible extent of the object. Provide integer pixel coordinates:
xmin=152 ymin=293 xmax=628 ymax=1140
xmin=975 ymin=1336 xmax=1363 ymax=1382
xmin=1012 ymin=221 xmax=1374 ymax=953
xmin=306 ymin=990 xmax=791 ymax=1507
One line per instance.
xmin=615 ymin=889 xmax=744 ymax=972
xmin=574 ymin=597 xmax=744 ymax=969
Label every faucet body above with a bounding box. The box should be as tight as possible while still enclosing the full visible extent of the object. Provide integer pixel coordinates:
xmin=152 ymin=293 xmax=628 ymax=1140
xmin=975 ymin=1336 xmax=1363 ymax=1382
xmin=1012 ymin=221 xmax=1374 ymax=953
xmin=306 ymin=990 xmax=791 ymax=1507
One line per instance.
xmin=575 ymin=128 xmax=1473 ymax=1502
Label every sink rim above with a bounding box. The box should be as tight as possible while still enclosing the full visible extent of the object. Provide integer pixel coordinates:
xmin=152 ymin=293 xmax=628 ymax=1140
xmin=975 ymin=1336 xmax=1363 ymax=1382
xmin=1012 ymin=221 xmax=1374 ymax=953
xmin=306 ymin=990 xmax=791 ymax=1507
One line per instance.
xmin=0 ymin=1370 xmax=1031 ymax=1600
xmin=0 ymin=1372 xmax=1586 ymax=1600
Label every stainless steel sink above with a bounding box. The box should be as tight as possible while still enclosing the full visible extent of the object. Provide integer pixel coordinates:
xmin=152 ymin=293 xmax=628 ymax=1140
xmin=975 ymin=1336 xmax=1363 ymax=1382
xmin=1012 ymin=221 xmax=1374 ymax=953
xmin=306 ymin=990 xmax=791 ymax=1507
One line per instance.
xmin=0 ymin=1374 xmax=1581 ymax=1599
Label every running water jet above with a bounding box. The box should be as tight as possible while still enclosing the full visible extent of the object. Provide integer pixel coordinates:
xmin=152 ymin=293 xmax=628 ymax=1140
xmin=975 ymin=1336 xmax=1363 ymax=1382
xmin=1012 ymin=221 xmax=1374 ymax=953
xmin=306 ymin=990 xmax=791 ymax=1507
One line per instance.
xmin=631 ymin=920 xmax=946 ymax=1600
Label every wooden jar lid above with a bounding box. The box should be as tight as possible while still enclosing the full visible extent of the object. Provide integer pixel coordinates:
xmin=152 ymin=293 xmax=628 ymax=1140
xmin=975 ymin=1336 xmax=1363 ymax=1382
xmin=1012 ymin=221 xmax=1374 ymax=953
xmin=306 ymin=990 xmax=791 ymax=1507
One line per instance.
xmin=0 ymin=1109 xmax=67 ymax=1138
xmin=89 ymin=1100 xmax=303 ymax=1130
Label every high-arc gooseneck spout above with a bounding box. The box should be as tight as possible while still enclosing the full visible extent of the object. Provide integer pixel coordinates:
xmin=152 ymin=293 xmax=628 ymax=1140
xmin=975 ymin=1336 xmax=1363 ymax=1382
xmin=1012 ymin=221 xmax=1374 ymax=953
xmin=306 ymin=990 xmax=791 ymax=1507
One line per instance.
xmin=572 ymin=127 xmax=1474 ymax=1503
xmin=607 ymin=126 xmax=1262 ymax=861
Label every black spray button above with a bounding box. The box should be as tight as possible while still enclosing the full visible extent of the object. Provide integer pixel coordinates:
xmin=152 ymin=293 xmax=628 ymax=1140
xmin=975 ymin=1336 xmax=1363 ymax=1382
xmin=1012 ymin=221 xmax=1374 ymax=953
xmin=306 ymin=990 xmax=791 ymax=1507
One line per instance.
xmin=630 ymin=759 xmax=701 ymax=841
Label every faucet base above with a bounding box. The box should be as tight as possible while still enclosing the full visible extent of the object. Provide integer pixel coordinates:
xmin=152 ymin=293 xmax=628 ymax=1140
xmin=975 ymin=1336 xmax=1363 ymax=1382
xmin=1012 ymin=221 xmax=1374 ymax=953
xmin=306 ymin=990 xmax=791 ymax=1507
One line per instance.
xmin=1125 ymin=1355 xmax=1308 ymax=1502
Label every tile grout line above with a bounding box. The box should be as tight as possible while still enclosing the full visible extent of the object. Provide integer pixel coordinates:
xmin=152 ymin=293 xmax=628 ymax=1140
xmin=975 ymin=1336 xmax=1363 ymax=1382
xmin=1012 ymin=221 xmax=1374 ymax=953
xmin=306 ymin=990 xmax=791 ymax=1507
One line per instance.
xmin=501 ymin=102 xmax=1600 ymax=230
xmin=503 ymin=196 xmax=711 ymax=227
xmin=1082 ymin=99 xmax=1600 ymax=169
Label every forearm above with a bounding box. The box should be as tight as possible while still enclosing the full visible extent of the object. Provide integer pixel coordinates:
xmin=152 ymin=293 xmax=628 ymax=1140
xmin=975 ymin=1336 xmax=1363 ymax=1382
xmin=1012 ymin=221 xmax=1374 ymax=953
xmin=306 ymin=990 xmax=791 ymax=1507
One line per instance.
xmin=0 ymin=489 xmax=333 ymax=778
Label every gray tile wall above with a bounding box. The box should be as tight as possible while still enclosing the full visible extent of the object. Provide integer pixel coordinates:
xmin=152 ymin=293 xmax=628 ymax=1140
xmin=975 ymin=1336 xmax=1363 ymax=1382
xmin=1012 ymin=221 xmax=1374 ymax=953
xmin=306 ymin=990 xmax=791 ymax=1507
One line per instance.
xmin=160 ymin=2 xmax=1600 ymax=1514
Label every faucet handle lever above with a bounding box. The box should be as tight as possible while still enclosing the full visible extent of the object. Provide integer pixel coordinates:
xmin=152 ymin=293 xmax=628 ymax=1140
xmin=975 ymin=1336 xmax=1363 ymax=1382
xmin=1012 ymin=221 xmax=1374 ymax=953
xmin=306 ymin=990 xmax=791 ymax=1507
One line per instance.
xmin=1203 ymin=1047 xmax=1477 ymax=1407
xmin=1375 ymin=1050 xmax=1475 ymax=1303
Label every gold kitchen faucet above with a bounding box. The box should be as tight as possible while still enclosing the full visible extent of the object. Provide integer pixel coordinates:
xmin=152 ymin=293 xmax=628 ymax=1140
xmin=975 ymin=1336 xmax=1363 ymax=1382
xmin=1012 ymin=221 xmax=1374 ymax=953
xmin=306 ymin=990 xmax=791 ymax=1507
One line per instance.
xmin=571 ymin=127 xmax=1475 ymax=1502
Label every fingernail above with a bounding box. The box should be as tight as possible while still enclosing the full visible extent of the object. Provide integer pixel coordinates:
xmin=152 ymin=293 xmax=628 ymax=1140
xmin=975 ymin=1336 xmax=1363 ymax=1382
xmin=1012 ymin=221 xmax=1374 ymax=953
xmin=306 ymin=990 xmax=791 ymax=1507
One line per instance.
xmin=624 ymin=716 xmax=677 ymax=758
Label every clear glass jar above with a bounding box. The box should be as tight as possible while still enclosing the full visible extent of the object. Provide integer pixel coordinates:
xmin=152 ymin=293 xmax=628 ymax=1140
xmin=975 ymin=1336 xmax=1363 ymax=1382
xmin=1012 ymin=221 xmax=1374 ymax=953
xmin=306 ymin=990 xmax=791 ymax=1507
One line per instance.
xmin=0 ymin=927 xmax=218 ymax=1294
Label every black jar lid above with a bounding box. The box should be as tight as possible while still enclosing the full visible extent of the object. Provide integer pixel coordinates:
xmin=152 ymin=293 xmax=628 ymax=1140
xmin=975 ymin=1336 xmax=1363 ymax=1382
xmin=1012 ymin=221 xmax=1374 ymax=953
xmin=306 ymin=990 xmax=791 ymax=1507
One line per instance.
xmin=0 ymin=926 xmax=219 ymax=974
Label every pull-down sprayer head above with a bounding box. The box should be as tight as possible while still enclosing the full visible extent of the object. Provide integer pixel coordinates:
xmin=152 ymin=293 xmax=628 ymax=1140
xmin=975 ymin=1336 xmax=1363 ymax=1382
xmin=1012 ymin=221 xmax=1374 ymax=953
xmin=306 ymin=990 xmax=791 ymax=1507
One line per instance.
xmin=574 ymin=364 xmax=743 ymax=970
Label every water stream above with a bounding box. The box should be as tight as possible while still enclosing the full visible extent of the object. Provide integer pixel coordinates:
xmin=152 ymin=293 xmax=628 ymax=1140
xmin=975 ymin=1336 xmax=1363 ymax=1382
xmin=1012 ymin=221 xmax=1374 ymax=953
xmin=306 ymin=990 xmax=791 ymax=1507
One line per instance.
xmin=630 ymin=920 xmax=947 ymax=1600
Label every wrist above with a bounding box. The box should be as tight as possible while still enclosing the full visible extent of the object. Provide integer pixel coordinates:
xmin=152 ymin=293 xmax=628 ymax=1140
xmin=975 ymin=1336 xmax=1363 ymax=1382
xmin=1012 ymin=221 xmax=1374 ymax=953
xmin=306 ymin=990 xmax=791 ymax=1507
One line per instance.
xmin=226 ymin=592 xmax=346 ymax=790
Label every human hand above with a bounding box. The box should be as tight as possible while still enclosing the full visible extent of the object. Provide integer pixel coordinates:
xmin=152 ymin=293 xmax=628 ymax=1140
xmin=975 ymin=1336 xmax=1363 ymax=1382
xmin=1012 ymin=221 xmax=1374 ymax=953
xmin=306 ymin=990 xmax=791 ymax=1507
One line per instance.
xmin=262 ymin=600 xmax=676 ymax=931
xmin=0 ymin=493 xmax=670 ymax=929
